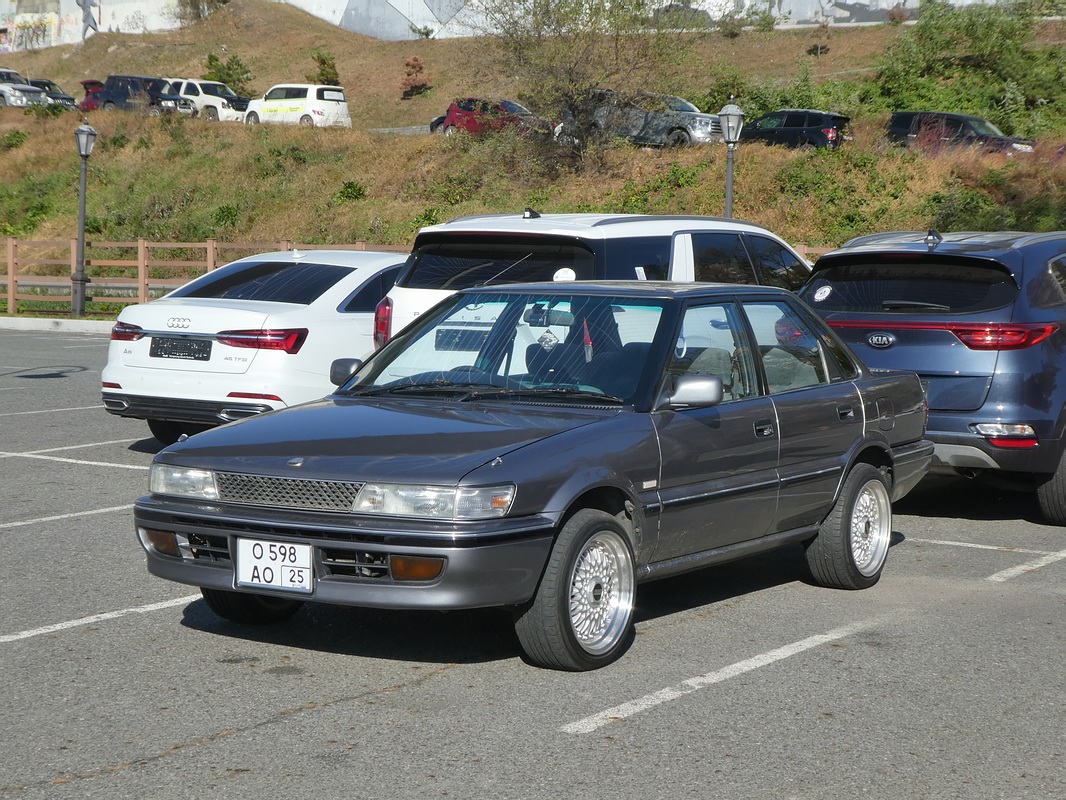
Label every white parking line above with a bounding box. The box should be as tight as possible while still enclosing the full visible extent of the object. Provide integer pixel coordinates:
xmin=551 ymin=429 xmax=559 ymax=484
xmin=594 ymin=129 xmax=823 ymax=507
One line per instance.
xmin=22 ymin=438 xmax=143 ymax=454
xmin=0 ymin=452 xmax=148 ymax=470
xmin=561 ymin=618 xmax=880 ymax=735
xmin=987 ymin=549 xmax=1066 ymax=583
xmin=0 ymin=595 xmax=200 ymax=644
xmin=908 ymin=537 xmax=1052 ymax=556
xmin=0 ymin=504 xmax=134 ymax=530
xmin=0 ymin=405 xmax=101 ymax=417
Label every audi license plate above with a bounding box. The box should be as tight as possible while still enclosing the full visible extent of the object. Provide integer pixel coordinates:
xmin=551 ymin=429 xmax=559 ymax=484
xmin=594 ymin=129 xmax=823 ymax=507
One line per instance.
xmin=150 ymin=337 xmax=212 ymax=361
xmin=236 ymin=538 xmax=313 ymax=593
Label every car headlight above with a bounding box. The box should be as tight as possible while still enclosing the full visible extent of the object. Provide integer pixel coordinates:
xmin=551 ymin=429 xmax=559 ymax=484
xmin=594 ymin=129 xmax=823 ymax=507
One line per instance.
xmin=1011 ymin=142 xmax=1034 ymax=153
xmin=150 ymin=463 xmax=219 ymax=499
xmin=353 ymin=483 xmax=515 ymax=519
xmin=691 ymin=117 xmax=713 ymax=131
xmin=162 ymin=99 xmax=175 ymax=107
xmin=221 ymin=100 xmax=231 ymax=109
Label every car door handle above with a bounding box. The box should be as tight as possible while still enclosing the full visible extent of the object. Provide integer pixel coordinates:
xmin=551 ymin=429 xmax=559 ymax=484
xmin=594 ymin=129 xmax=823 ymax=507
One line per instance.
xmin=837 ymin=404 xmax=855 ymax=421
xmin=754 ymin=419 xmax=775 ymax=438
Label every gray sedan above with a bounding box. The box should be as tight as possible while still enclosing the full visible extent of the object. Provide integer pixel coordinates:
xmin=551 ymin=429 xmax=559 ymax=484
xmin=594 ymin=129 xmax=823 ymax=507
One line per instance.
xmin=136 ymin=282 xmax=933 ymax=670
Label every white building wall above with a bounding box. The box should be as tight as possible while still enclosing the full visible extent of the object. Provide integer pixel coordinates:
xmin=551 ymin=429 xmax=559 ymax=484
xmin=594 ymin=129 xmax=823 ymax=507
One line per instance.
xmin=0 ymin=0 xmax=178 ymax=52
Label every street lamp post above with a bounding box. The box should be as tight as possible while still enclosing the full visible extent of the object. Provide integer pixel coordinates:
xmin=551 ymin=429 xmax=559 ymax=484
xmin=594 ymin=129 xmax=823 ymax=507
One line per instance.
xmin=718 ymin=100 xmax=745 ymax=219
xmin=73 ymin=121 xmax=97 ymax=316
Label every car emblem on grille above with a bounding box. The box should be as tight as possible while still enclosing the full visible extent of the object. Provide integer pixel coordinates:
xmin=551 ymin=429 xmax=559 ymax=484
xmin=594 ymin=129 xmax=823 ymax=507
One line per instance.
xmin=287 ymin=457 xmax=305 ymax=467
xmin=867 ymin=332 xmax=896 ymax=349
xmin=166 ymin=317 xmax=191 ymax=329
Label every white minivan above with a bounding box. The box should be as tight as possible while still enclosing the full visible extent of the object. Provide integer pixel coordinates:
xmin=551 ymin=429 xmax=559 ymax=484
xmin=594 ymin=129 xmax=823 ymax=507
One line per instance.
xmin=244 ymin=84 xmax=351 ymax=128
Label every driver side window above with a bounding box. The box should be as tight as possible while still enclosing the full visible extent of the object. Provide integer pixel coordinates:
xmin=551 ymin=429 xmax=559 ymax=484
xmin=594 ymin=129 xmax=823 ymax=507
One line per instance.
xmin=670 ymin=303 xmax=755 ymax=402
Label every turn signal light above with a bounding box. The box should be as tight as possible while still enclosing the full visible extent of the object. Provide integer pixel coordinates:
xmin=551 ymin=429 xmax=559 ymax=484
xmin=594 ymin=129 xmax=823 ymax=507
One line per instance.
xmin=141 ymin=527 xmax=180 ymax=557
xmin=390 ymin=555 xmax=445 ymax=581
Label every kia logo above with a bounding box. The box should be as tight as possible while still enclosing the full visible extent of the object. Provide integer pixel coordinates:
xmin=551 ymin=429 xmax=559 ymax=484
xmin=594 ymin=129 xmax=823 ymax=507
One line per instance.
xmin=166 ymin=318 xmax=191 ymax=329
xmin=867 ymin=332 xmax=896 ymax=349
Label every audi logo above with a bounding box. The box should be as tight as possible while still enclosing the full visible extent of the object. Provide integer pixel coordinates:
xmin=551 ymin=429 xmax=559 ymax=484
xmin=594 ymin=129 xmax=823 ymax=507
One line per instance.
xmin=867 ymin=332 xmax=896 ymax=349
xmin=167 ymin=318 xmax=192 ymax=329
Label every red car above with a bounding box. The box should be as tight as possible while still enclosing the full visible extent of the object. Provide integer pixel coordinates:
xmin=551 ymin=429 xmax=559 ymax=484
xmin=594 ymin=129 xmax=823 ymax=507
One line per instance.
xmin=79 ymin=79 xmax=104 ymax=111
xmin=440 ymin=97 xmax=551 ymax=137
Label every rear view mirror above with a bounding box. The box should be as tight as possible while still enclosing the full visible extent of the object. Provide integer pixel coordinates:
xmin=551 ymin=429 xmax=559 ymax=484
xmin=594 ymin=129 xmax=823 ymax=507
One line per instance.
xmin=523 ymin=305 xmax=574 ymax=327
xmin=330 ymin=358 xmax=362 ymax=386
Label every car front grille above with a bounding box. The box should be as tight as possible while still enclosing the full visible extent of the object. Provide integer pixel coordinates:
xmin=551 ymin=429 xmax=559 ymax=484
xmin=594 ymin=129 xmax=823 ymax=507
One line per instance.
xmin=215 ymin=472 xmax=363 ymax=512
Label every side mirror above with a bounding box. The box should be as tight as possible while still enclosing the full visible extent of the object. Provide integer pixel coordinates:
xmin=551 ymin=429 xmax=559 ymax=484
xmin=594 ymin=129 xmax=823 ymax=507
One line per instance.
xmin=330 ymin=358 xmax=362 ymax=386
xmin=658 ymin=373 xmax=723 ymax=410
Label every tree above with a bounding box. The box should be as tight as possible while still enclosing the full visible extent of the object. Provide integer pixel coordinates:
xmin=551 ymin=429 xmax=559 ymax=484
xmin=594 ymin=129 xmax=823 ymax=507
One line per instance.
xmin=307 ymin=50 xmax=341 ymax=87
xmin=202 ymin=52 xmax=253 ymax=97
xmin=171 ymin=0 xmax=229 ymax=26
xmin=468 ymin=0 xmax=700 ymax=151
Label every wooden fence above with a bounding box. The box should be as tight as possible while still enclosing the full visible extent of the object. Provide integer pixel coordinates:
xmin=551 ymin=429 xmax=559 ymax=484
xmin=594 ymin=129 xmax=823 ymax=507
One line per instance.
xmin=1 ymin=237 xmax=410 ymax=316
xmin=1 ymin=236 xmax=832 ymax=316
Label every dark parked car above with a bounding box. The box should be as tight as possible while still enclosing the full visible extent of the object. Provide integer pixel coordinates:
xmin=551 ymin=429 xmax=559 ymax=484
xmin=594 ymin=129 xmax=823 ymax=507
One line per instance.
xmin=799 ymin=229 xmax=1066 ymax=524
xmin=740 ymin=109 xmax=851 ymax=150
xmin=886 ymin=111 xmax=1034 ymax=154
xmin=136 ymin=281 xmax=932 ymax=670
xmin=564 ymin=90 xmax=721 ymax=147
xmin=97 ymin=75 xmax=192 ymax=116
xmin=440 ymin=97 xmax=551 ymax=137
xmin=27 ymin=78 xmax=76 ymax=109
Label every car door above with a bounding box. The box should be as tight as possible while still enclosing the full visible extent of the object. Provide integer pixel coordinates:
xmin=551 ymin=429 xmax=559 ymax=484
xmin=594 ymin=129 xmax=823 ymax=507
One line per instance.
xmin=260 ymin=86 xmax=288 ymax=124
xmin=748 ymin=112 xmax=785 ymax=145
xmin=739 ymin=298 xmax=863 ymax=532
xmin=780 ymin=111 xmax=809 ymax=147
xmin=651 ymin=301 xmax=779 ymax=560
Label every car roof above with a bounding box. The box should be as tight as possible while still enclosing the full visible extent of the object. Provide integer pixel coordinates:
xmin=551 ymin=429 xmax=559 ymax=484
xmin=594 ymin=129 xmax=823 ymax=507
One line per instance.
xmin=223 ymin=249 xmax=405 ymax=271
xmin=420 ymin=212 xmax=780 ymax=239
xmin=456 ymin=280 xmax=792 ymax=300
xmin=267 ymin=83 xmax=343 ymax=90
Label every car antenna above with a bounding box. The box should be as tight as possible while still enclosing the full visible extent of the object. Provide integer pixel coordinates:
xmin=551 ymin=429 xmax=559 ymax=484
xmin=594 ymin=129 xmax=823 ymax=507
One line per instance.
xmin=522 ymin=207 xmax=541 ymax=219
xmin=924 ymin=229 xmax=943 ymax=250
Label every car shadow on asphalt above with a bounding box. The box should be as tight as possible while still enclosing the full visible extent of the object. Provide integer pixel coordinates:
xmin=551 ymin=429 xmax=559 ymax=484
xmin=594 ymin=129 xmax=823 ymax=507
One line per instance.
xmin=893 ymin=474 xmax=1045 ymax=524
xmin=176 ymin=542 xmax=863 ymax=668
xmin=128 ymin=436 xmax=166 ymax=454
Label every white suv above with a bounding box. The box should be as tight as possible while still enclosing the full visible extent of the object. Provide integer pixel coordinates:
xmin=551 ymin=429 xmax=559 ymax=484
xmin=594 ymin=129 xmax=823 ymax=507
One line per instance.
xmin=166 ymin=78 xmax=249 ymax=122
xmin=0 ymin=67 xmax=47 ymax=107
xmin=373 ymin=211 xmax=811 ymax=347
xmin=244 ymin=84 xmax=351 ymax=128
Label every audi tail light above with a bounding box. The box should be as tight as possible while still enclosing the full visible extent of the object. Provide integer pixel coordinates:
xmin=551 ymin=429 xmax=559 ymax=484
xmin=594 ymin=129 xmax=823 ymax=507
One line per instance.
xmin=111 ymin=322 xmax=144 ymax=341
xmin=215 ymin=328 xmax=308 ymax=354
xmin=827 ymin=320 xmax=1058 ymax=351
xmin=373 ymin=297 xmax=392 ymax=350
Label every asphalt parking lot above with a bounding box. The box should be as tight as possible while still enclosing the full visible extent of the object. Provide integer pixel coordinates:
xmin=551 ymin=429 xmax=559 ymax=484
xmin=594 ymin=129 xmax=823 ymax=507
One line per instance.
xmin=1 ymin=326 xmax=1063 ymax=799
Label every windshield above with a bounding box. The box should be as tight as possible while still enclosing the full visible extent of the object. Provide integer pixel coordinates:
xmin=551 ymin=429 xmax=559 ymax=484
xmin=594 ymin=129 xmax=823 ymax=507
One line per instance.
xmin=1 ymin=71 xmax=26 ymax=83
xmin=666 ymin=96 xmax=700 ymax=113
xmin=968 ymin=117 xmax=1006 ymax=137
xmin=499 ymin=100 xmax=532 ymax=115
xmin=346 ymin=291 xmax=667 ymax=405
xmin=202 ymin=83 xmax=237 ymax=97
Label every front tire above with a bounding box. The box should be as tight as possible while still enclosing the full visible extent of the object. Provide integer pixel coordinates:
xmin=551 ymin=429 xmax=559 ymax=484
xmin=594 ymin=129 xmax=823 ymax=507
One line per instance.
xmin=665 ymin=129 xmax=691 ymax=147
xmin=200 ymin=588 xmax=304 ymax=624
xmin=805 ymin=463 xmax=892 ymax=590
xmin=1035 ymin=450 xmax=1066 ymax=525
xmin=514 ymin=509 xmax=636 ymax=671
xmin=443 ymin=125 xmax=457 ymax=137
xmin=204 ymin=106 xmax=219 ymax=121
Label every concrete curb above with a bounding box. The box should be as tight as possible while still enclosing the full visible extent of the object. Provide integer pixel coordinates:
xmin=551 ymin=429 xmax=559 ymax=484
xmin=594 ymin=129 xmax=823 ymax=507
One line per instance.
xmin=0 ymin=317 xmax=115 ymax=333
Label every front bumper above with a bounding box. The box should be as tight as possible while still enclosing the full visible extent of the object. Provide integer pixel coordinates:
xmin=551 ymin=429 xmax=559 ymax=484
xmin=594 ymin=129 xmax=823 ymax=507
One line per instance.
xmin=102 ymin=392 xmax=275 ymax=425
xmin=135 ymin=498 xmax=557 ymax=610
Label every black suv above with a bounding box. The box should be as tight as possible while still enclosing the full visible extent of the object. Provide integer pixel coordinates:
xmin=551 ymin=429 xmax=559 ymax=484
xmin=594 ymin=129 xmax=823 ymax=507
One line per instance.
xmin=97 ymin=75 xmax=190 ymax=116
xmin=28 ymin=79 xmax=76 ymax=109
xmin=740 ymin=109 xmax=851 ymax=150
xmin=799 ymin=230 xmax=1066 ymax=524
xmin=886 ymin=111 xmax=1034 ymax=154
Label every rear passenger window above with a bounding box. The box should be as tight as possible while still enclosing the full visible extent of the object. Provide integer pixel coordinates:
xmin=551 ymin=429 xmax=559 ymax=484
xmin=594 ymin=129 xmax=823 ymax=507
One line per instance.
xmin=174 ymin=262 xmax=354 ymax=304
xmin=744 ymin=235 xmax=808 ymax=289
xmin=693 ymin=233 xmax=756 ymax=284
xmin=340 ymin=266 xmax=401 ymax=313
xmin=604 ymin=236 xmax=672 ymax=280
xmin=287 ymin=88 xmax=309 ymax=100
xmin=742 ymin=301 xmax=830 ymax=393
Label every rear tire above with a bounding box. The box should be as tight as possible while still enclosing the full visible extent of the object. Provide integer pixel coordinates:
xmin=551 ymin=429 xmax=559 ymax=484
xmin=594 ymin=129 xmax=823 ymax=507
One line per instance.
xmin=245 ymin=111 xmax=259 ymax=125
xmin=1035 ymin=451 xmax=1066 ymax=525
xmin=200 ymin=588 xmax=304 ymax=624
xmin=805 ymin=463 xmax=892 ymax=590
xmin=514 ymin=509 xmax=635 ymax=671
xmin=299 ymin=114 xmax=314 ymax=127
xmin=147 ymin=419 xmax=211 ymax=446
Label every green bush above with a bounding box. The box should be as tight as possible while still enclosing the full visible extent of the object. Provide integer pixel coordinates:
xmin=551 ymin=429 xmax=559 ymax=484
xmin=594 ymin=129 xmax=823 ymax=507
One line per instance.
xmin=0 ymin=130 xmax=28 ymax=152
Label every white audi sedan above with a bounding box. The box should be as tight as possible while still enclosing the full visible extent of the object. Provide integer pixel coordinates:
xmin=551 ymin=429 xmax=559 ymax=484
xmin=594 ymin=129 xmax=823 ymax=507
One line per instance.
xmin=102 ymin=250 xmax=405 ymax=444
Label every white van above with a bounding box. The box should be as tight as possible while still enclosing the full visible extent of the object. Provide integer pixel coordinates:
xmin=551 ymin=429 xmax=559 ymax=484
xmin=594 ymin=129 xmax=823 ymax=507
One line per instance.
xmin=372 ymin=211 xmax=812 ymax=348
xmin=244 ymin=84 xmax=351 ymax=128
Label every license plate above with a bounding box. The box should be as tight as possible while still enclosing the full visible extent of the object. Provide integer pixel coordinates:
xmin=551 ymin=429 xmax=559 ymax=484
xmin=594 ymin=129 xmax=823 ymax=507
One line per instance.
xmin=150 ymin=337 xmax=212 ymax=361
xmin=236 ymin=538 xmax=313 ymax=593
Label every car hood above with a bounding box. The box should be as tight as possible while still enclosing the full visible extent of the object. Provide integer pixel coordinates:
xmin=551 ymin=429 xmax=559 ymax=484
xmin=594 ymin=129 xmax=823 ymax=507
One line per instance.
xmin=158 ymin=396 xmax=613 ymax=484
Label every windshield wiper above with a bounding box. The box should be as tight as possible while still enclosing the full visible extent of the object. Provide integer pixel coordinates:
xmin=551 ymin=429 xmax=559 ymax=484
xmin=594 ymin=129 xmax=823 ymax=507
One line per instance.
xmin=480 ymin=253 xmax=532 ymax=286
xmin=347 ymin=381 xmax=496 ymax=397
xmin=492 ymin=387 xmax=624 ymax=404
xmin=881 ymin=299 xmax=951 ymax=311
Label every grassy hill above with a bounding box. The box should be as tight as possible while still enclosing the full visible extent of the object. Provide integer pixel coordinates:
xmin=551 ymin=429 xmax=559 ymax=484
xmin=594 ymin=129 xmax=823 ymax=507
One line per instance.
xmin=1 ymin=0 xmax=1063 ymax=266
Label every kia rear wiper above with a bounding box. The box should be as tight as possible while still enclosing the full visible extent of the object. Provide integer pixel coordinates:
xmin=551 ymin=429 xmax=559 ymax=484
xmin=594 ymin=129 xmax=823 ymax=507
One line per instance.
xmin=881 ymin=299 xmax=951 ymax=311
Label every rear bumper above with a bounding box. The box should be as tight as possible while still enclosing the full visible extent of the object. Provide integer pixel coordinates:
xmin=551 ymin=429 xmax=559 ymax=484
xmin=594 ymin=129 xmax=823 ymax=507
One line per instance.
xmin=928 ymin=430 xmax=1062 ymax=475
xmin=102 ymin=392 xmax=274 ymax=425
xmin=890 ymin=438 xmax=935 ymax=501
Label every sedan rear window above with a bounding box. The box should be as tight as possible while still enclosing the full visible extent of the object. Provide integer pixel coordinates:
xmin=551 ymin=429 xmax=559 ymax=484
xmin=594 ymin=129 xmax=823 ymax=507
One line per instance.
xmin=804 ymin=261 xmax=1017 ymax=314
xmin=173 ymin=261 xmax=354 ymax=304
xmin=400 ymin=235 xmax=597 ymax=289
